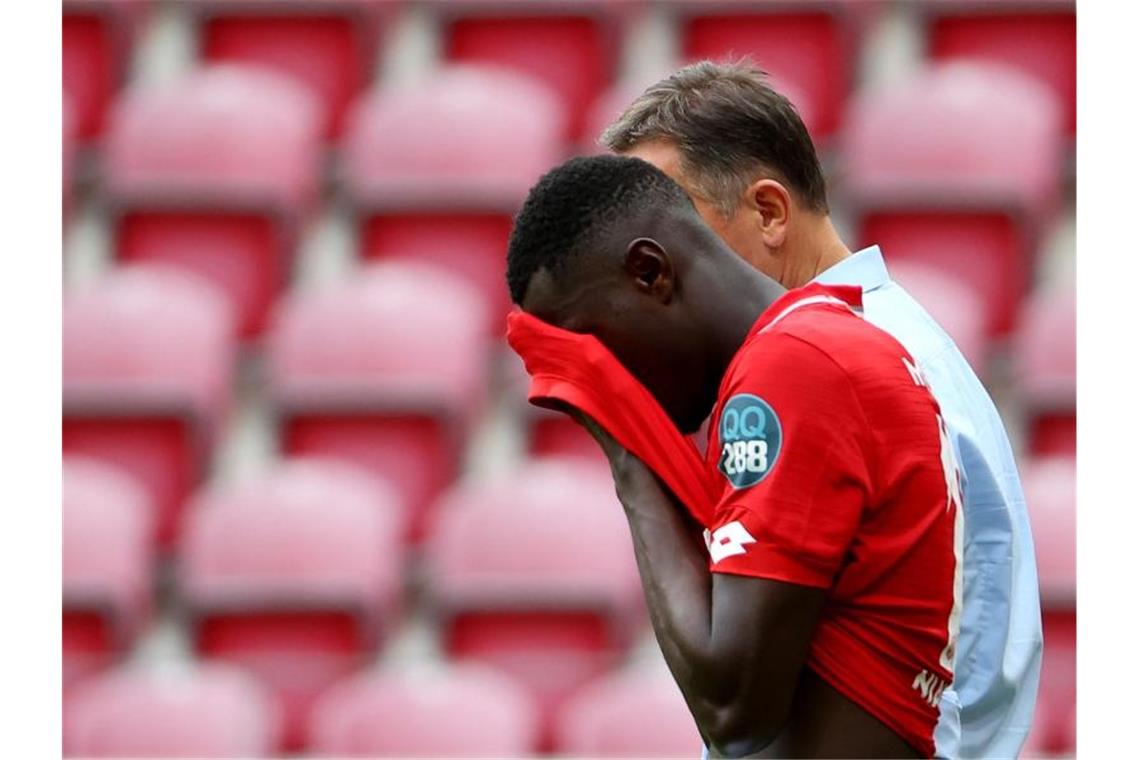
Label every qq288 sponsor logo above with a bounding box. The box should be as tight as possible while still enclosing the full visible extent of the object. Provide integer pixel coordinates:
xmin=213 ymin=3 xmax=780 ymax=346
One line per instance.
xmin=717 ymin=393 xmax=782 ymax=489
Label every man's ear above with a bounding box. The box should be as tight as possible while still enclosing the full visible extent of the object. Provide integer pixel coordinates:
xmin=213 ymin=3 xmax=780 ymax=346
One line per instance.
xmin=743 ymin=178 xmax=792 ymax=249
xmin=624 ymin=237 xmax=676 ymax=304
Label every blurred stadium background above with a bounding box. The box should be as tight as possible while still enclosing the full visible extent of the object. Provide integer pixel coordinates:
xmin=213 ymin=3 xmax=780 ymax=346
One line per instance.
xmin=61 ymin=0 xmax=1076 ymax=757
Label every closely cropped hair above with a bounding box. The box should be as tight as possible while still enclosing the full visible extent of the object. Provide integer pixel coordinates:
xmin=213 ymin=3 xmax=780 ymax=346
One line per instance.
xmin=601 ymin=60 xmax=828 ymax=216
xmin=507 ymin=155 xmax=692 ymax=305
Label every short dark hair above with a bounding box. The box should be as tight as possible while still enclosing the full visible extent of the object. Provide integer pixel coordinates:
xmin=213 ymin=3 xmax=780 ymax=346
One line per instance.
xmin=601 ymin=59 xmax=828 ymax=215
xmin=507 ymin=155 xmax=692 ymax=305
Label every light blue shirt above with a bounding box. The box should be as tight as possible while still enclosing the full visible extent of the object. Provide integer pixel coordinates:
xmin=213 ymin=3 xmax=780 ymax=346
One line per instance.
xmin=814 ymin=246 xmax=1043 ymax=758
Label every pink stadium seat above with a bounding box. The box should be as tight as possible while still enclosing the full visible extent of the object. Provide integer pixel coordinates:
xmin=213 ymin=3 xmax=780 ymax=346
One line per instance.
xmin=427 ymin=458 xmax=643 ymax=749
xmin=64 ymin=663 xmax=279 ymax=757
xmin=62 ymin=1 xmax=147 ymax=140
xmin=675 ymin=0 xmax=875 ymax=144
xmin=63 ymin=265 xmax=237 ymax=549
xmin=1021 ymin=457 xmax=1076 ymax=756
xmin=309 ymin=664 xmax=539 ymax=756
xmin=888 ymin=260 xmax=990 ymax=372
xmin=436 ymin=1 xmax=629 ymax=141
xmin=844 ymin=62 xmax=1064 ymax=336
xmin=181 ymin=458 xmax=404 ymax=751
xmin=1015 ymin=284 xmax=1076 ymax=457
xmin=266 ymin=260 xmax=490 ymax=544
xmin=342 ymin=66 xmax=564 ymax=331
xmin=921 ymin=0 xmax=1076 ymax=136
xmin=193 ymin=0 xmax=391 ymax=139
xmin=555 ymin=666 xmax=702 ymax=756
xmin=63 ymin=457 xmax=153 ymax=692
xmin=104 ymin=65 xmax=322 ymax=338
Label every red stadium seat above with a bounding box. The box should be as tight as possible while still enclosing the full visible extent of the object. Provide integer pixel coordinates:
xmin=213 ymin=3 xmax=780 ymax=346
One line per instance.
xmin=674 ymin=0 xmax=875 ymax=144
xmin=920 ymin=0 xmax=1076 ymax=136
xmin=309 ymin=664 xmax=539 ymax=756
xmin=887 ymin=260 xmax=990 ymax=372
xmin=64 ymin=95 xmax=78 ymax=221
xmin=555 ymin=666 xmax=702 ymax=756
xmin=63 ymin=457 xmax=153 ymax=692
xmin=181 ymin=458 xmax=404 ymax=751
xmin=64 ymin=663 xmax=279 ymax=757
xmin=436 ymin=1 xmax=629 ymax=141
xmin=193 ymin=0 xmax=391 ymax=139
xmin=104 ymin=65 xmax=322 ymax=338
xmin=1014 ymin=284 xmax=1076 ymax=457
xmin=427 ymin=458 xmax=643 ymax=749
xmin=266 ymin=260 xmax=490 ymax=544
xmin=844 ymin=62 xmax=1064 ymax=336
xmin=63 ymin=265 xmax=237 ymax=549
xmin=62 ymin=0 xmax=148 ymax=141
xmin=342 ymin=66 xmax=564 ymax=331
xmin=1021 ymin=457 xmax=1076 ymax=756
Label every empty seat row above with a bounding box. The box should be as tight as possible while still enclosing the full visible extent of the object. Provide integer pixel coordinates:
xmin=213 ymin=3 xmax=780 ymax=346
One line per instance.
xmin=64 ymin=0 xmax=1075 ymax=150
xmin=71 ymin=55 xmax=1068 ymax=346
xmin=64 ymin=456 xmax=642 ymax=750
xmin=64 ymin=660 xmax=700 ymax=758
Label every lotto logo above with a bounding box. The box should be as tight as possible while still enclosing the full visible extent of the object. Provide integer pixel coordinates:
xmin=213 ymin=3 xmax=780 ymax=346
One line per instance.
xmin=705 ymin=520 xmax=758 ymax=563
xmin=717 ymin=393 xmax=782 ymax=489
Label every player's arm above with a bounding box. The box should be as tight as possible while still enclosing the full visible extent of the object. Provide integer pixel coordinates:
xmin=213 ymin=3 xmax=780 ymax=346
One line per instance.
xmin=573 ymin=333 xmax=872 ymax=757
xmin=585 ymin=420 xmax=826 ymax=757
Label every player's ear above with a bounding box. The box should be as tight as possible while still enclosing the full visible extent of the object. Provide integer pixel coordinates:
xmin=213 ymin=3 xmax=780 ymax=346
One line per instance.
xmin=624 ymin=237 xmax=676 ymax=304
xmin=743 ymin=178 xmax=792 ymax=249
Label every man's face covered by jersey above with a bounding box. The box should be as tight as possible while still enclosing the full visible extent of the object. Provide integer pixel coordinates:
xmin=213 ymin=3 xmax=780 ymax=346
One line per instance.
xmin=519 ymin=216 xmax=723 ymax=436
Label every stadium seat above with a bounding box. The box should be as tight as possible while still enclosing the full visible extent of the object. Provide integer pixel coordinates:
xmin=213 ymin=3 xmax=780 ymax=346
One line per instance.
xmin=64 ymin=663 xmax=279 ymax=757
xmin=435 ymin=1 xmax=629 ymax=141
xmin=888 ymin=260 xmax=990 ymax=372
xmin=555 ymin=666 xmax=702 ymax=756
xmin=62 ymin=0 xmax=147 ymax=140
xmin=181 ymin=458 xmax=404 ymax=751
xmin=341 ymin=65 xmax=565 ymax=332
xmin=63 ymin=457 xmax=153 ymax=691
xmin=266 ymin=260 xmax=490 ymax=544
xmin=673 ymin=0 xmax=875 ymax=144
xmin=1014 ymin=284 xmax=1076 ymax=457
xmin=63 ymin=265 xmax=237 ymax=549
xmin=103 ymin=65 xmax=322 ymax=338
xmin=844 ymin=62 xmax=1064 ymax=336
xmin=64 ymin=95 xmax=77 ymax=221
xmin=309 ymin=663 xmax=539 ymax=756
xmin=192 ymin=0 xmax=391 ymax=139
xmin=1021 ymin=456 xmax=1076 ymax=756
xmin=427 ymin=458 xmax=643 ymax=749
xmin=920 ymin=0 xmax=1076 ymax=136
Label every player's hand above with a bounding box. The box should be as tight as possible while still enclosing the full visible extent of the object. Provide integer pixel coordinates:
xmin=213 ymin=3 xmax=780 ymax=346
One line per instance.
xmin=564 ymin=408 xmax=658 ymax=494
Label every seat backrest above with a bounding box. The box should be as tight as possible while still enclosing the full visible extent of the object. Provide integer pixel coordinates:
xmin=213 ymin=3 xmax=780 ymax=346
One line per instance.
xmin=63 ymin=457 xmax=153 ymax=627
xmin=342 ymin=64 xmax=565 ymax=208
xmin=428 ymin=458 xmax=640 ymax=608
xmin=309 ymin=663 xmax=538 ymax=756
xmin=64 ymin=663 xmax=279 ymax=757
xmin=1015 ymin=282 xmax=1076 ymax=409
xmin=105 ymin=64 xmax=322 ymax=210
xmin=555 ymin=666 xmax=703 ymax=755
xmin=63 ymin=264 xmax=237 ymax=424
xmin=267 ymin=260 xmax=490 ymax=413
xmin=844 ymin=61 xmax=1064 ymax=216
xmin=1021 ymin=456 xmax=1076 ymax=607
xmin=181 ymin=457 xmax=403 ymax=614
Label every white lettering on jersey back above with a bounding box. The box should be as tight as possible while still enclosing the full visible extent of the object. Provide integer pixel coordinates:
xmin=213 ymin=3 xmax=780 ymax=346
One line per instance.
xmin=704 ymin=521 xmax=757 ymax=563
xmin=903 ymin=356 xmax=930 ymax=388
xmin=912 ymin=669 xmax=950 ymax=708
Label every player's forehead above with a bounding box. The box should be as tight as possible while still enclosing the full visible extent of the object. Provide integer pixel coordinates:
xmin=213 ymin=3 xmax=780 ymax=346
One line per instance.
xmin=520 ymin=264 xmax=608 ymax=332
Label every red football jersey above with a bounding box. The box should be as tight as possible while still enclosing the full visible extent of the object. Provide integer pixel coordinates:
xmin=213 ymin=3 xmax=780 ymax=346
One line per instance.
xmin=704 ymin=283 xmax=964 ymax=757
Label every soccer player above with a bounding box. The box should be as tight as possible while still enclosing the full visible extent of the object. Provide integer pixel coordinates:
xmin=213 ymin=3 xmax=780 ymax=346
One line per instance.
xmin=600 ymin=62 xmax=1042 ymax=758
xmin=506 ymin=154 xmax=963 ymax=758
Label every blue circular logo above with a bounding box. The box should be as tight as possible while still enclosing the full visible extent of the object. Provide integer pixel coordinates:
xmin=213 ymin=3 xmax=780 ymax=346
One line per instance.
xmin=717 ymin=393 xmax=783 ymax=489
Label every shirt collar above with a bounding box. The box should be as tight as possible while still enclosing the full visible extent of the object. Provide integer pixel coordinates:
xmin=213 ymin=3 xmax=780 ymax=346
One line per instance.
xmin=812 ymin=245 xmax=892 ymax=292
xmin=746 ymin=282 xmax=864 ymax=341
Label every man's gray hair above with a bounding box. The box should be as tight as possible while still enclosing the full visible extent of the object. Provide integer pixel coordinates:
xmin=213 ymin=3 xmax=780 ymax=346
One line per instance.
xmin=600 ymin=60 xmax=828 ymax=217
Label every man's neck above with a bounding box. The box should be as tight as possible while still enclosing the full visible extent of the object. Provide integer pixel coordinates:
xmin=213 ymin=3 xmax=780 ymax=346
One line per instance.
xmin=700 ymin=252 xmax=788 ymax=380
xmin=779 ymin=215 xmax=852 ymax=289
